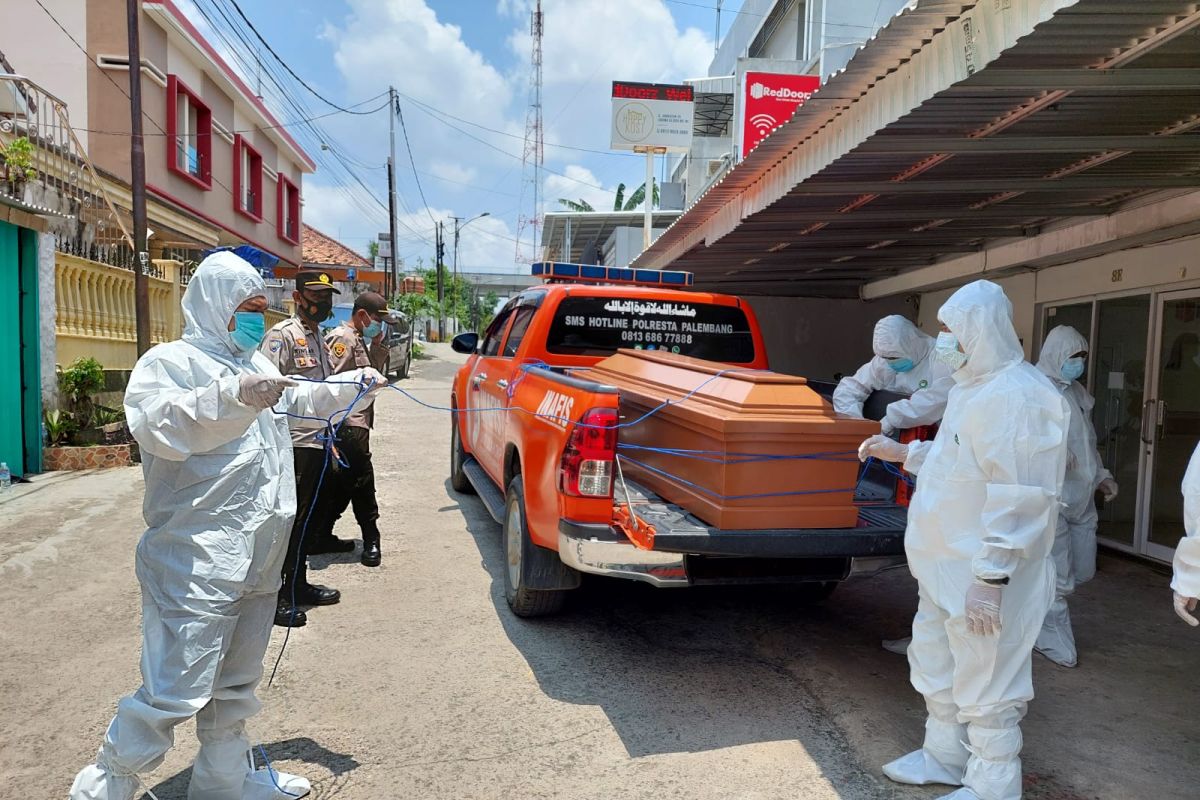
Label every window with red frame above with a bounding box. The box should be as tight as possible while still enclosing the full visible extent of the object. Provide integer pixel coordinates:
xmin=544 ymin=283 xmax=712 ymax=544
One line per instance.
xmin=277 ymin=175 xmax=300 ymax=244
xmin=166 ymin=75 xmax=212 ymax=188
xmin=233 ymin=135 xmax=263 ymax=220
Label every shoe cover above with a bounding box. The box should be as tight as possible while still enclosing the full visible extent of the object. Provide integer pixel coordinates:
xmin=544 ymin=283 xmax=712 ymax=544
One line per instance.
xmin=884 ymin=749 xmax=965 ymax=786
xmin=962 ymin=725 xmax=1023 ymax=800
xmin=882 ymin=636 xmax=912 ymax=655
xmin=243 ymin=767 xmax=311 ymax=799
xmin=68 ymin=764 xmax=139 ymax=800
xmin=1034 ymin=597 xmax=1077 ymax=667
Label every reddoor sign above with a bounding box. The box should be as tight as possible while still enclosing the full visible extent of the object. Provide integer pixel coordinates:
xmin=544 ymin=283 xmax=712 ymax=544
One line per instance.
xmin=741 ymin=72 xmax=821 ymax=158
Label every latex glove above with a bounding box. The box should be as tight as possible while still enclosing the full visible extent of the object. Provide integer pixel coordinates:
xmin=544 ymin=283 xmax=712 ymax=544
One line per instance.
xmin=358 ymin=367 xmax=389 ymax=396
xmin=880 ymin=419 xmax=896 ymax=436
xmin=965 ymin=582 xmax=1003 ymax=636
xmin=238 ymin=375 xmax=297 ymax=410
xmin=1174 ymin=592 xmax=1199 ymax=627
xmin=1099 ymin=477 xmax=1119 ymax=502
xmin=858 ymin=434 xmax=909 ymax=463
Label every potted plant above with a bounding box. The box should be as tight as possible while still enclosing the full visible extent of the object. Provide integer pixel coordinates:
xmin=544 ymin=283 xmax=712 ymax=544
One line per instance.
xmin=1 ymin=136 xmax=37 ymax=197
xmin=44 ymin=357 xmax=137 ymax=471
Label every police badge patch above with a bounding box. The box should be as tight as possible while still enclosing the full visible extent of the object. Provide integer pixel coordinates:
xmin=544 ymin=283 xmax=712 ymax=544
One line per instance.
xmin=332 ymin=342 xmax=348 ymax=359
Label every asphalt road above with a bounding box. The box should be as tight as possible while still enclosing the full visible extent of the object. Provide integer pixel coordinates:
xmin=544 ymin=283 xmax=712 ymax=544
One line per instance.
xmin=1 ymin=343 xmax=1194 ymax=799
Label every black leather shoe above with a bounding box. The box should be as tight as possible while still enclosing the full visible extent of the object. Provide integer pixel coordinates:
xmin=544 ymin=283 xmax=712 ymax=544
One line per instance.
xmin=361 ymin=540 xmax=381 ymax=567
xmin=308 ymin=535 xmax=356 ymax=555
xmin=296 ymin=583 xmax=341 ymax=606
xmin=275 ymin=602 xmax=307 ymax=627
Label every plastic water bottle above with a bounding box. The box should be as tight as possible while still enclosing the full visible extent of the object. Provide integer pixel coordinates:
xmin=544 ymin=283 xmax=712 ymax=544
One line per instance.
xmin=0 ymin=463 xmax=10 ymax=492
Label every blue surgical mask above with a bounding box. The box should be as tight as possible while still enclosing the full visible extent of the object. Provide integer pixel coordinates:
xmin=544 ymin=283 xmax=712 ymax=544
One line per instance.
xmin=935 ymin=331 xmax=968 ymax=371
xmin=887 ymin=357 xmax=915 ymax=373
xmin=1061 ymin=357 xmax=1085 ymax=382
xmin=363 ymin=320 xmax=383 ymax=340
xmin=230 ymin=311 xmax=266 ymax=354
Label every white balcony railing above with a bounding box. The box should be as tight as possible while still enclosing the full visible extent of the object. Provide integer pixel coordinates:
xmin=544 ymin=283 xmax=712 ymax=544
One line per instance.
xmin=0 ymin=74 xmax=134 ymax=267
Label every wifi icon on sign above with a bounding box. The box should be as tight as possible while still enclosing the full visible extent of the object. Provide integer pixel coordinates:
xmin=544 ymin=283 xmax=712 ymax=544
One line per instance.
xmin=749 ymin=113 xmax=777 ymax=135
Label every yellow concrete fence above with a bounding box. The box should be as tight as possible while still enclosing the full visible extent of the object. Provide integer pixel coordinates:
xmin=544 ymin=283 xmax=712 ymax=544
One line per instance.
xmin=55 ymin=255 xmax=183 ymax=370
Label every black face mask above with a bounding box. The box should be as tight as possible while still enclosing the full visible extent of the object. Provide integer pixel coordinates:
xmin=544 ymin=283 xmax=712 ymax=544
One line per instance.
xmin=299 ymin=294 xmax=333 ymax=323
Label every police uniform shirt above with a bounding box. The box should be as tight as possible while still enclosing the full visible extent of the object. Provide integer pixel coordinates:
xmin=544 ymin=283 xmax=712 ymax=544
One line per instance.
xmin=260 ymin=316 xmax=333 ymax=449
xmin=326 ymin=322 xmax=388 ymax=430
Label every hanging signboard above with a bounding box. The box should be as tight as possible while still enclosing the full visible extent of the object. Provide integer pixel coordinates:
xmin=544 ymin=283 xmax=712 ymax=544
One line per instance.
xmin=741 ymin=71 xmax=821 ymax=158
xmin=610 ymin=81 xmax=694 ymax=153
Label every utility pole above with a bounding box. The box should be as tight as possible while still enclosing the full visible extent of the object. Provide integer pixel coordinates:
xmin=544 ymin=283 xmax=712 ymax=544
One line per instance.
xmin=126 ymin=0 xmax=150 ymax=355
xmin=450 ymin=212 xmax=490 ymax=335
xmin=436 ymin=222 xmax=445 ymax=341
xmin=387 ymin=86 xmax=399 ymax=299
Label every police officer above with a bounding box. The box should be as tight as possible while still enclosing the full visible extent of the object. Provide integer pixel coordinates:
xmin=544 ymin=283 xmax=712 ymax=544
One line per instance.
xmin=260 ymin=270 xmax=351 ymax=627
xmin=324 ymin=291 xmax=392 ymax=567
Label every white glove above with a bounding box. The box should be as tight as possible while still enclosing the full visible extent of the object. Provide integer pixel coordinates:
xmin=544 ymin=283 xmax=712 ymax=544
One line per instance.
xmin=357 ymin=367 xmax=389 ymax=396
xmin=1099 ymin=477 xmax=1119 ymax=502
xmin=858 ymin=434 xmax=909 ymax=463
xmin=1174 ymin=592 xmax=1199 ymax=627
xmin=238 ymin=374 xmax=297 ymax=409
xmin=880 ymin=419 xmax=896 ymax=436
xmin=965 ymin=582 xmax=1003 ymax=636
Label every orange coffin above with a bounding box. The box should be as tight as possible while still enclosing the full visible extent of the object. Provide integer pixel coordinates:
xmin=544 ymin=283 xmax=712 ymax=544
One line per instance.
xmin=579 ymin=350 xmax=879 ymax=530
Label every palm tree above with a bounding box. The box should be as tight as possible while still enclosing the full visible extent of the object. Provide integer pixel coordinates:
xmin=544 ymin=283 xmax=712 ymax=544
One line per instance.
xmin=556 ymin=179 xmax=658 ymax=213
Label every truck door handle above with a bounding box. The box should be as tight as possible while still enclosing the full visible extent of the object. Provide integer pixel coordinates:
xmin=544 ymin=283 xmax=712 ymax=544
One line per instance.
xmin=472 ymin=372 xmax=487 ymax=389
xmin=496 ymin=379 xmax=509 ymax=390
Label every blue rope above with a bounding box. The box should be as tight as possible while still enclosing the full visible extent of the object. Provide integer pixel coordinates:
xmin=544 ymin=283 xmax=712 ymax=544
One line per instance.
xmin=616 ymin=454 xmax=860 ymax=501
xmin=616 ymin=443 xmax=859 ymax=464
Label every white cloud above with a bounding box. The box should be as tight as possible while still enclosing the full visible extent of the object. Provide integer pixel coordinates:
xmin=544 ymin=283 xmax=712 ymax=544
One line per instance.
xmin=428 ymin=160 xmax=479 ymax=187
xmin=543 ymin=164 xmax=618 ymax=212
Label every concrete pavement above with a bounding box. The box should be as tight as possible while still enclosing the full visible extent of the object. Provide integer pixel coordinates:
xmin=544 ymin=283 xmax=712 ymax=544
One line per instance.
xmin=1 ymin=342 xmax=1197 ymax=799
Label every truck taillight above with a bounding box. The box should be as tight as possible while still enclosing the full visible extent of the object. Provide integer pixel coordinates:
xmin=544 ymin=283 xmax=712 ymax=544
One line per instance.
xmin=559 ymin=408 xmax=618 ymax=498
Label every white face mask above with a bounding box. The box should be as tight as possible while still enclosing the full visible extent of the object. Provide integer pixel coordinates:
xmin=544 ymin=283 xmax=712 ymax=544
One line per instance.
xmin=935 ymin=331 xmax=968 ymax=371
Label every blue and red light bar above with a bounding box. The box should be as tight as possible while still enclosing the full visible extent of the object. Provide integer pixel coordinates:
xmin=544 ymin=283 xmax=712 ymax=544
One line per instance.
xmin=532 ymin=262 xmax=694 ymax=288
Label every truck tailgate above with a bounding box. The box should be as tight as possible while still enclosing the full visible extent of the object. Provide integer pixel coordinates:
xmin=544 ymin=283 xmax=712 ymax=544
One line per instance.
xmin=616 ymin=479 xmax=906 ymax=559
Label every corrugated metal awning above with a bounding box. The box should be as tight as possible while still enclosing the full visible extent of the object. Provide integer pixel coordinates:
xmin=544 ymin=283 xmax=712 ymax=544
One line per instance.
xmin=631 ymin=0 xmax=1200 ymax=298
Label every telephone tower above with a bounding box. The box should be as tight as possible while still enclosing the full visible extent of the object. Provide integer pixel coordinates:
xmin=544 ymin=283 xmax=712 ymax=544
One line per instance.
xmin=515 ymin=0 xmax=544 ymax=263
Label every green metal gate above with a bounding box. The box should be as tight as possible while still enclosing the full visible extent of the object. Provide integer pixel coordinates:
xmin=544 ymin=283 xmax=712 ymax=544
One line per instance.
xmin=0 ymin=219 xmax=42 ymax=477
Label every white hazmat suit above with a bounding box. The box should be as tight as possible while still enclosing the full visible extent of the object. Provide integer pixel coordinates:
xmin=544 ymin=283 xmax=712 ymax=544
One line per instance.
xmin=860 ymin=280 xmax=1068 ymax=800
xmin=1032 ymin=325 xmax=1117 ymax=667
xmin=70 ymin=253 xmax=380 ymax=800
xmin=1174 ymin=442 xmax=1200 ymax=626
xmin=833 ymin=315 xmax=954 ymax=434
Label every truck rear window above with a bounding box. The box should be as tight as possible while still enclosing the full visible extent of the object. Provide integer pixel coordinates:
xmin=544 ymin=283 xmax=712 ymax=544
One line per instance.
xmin=546 ymin=296 xmax=756 ymax=363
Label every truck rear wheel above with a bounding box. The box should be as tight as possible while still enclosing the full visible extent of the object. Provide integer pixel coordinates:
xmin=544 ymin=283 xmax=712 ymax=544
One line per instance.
xmin=450 ymin=413 xmax=473 ymax=494
xmin=502 ymin=476 xmax=567 ymax=617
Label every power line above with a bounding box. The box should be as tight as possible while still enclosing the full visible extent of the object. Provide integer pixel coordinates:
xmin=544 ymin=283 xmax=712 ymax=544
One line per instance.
xmin=225 ymin=0 xmax=384 ymax=114
xmin=394 ymin=97 xmax=438 ymax=225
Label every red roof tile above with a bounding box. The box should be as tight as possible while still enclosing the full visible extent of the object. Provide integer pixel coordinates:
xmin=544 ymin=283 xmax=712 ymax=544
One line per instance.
xmin=301 ymin=224 xmax=371 ymax=269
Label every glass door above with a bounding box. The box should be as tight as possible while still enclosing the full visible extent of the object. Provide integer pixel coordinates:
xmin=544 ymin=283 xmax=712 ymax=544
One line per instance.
xmin=1145 ymin=291 xmax=1200 ymax=561
xmin=1092 ymin=295 xmax=1152 ymax=550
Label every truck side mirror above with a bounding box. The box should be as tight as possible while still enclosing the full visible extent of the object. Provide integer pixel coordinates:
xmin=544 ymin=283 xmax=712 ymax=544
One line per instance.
xmin=451 ymin=332 xmax=479 ymax=354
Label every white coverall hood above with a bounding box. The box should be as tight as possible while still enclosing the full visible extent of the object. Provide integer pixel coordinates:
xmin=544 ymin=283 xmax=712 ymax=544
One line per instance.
xmin=937 ymin=280 xmax=1024 ymax=382
xmin=873 ymin=315 xmax=934 ymax=361
xmin=1036 ymin=325 xmax=1089 ymax=388
xmin=181 ymin=251 xmax=267 ymax=361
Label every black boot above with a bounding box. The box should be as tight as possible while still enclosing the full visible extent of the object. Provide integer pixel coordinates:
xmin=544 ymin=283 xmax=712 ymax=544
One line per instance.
xmin=360 ymin=525 xmax=379 ymax=568
xmin=275 ymin=598 xmax=307 ymax=627
xmin=308 ymin=535 xmax=356 ymax=555
xmin=296 ymin=583 xmax=341 ymax=605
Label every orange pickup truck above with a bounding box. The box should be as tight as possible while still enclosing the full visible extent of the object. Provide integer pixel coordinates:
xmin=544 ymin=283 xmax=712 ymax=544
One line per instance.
xmin=449 ymin=263 xmax=907 ymax=617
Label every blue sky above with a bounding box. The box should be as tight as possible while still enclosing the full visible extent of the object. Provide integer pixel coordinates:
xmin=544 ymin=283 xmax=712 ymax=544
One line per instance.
xmin=186 ymin=0 xmax=747 ymax=273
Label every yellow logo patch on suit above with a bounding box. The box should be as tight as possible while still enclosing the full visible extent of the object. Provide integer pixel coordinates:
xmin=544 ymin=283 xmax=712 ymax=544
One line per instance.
xmin=332 ymin=342 xmax=348 ymax=359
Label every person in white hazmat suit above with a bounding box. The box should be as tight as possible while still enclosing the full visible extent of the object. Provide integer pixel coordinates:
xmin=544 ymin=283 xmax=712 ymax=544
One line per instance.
xmin=858 ymin=280 xmax=1068 ymax=800
xmin=1173 ymin=442 xmax=1200 ymax=627
xmin=1032 ymin=325 xmax=1118 ymax=667
xmin=832 ymin=315 xmax=954 ymax=434
xmin=69 ymin=252 xmax=386 ymax=800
